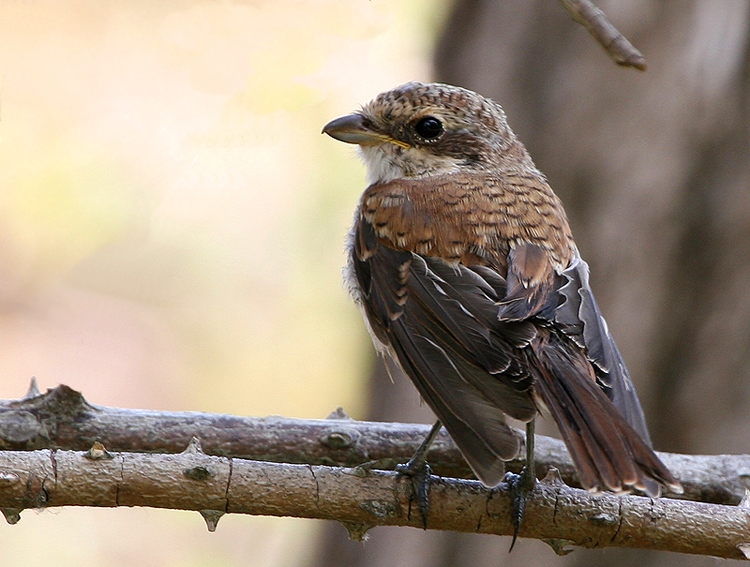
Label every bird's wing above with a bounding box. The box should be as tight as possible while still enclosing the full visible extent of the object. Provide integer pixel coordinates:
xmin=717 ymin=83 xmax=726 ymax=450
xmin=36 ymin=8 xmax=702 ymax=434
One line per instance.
xmin=493 ymin=243 xmax=652 ymax=445
xmin=353 ymin=217 xmax=538 ymax=486
xmin=552 ymin=254 xmax=652 ymax=445
xmin=488 ymin=243 xmax=670 ymax=493
xmin=496 ymin=242 xmax=559 ymax=321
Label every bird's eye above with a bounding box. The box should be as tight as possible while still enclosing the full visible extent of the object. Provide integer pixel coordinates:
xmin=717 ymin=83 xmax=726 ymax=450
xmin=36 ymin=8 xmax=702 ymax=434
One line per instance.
xmin=414 ymin=116 xmax=444 ymax=140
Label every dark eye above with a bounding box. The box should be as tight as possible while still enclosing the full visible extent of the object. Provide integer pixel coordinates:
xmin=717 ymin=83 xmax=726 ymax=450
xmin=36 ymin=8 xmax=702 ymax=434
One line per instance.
xmin=414 ymin=116 xmax=443 ymax=140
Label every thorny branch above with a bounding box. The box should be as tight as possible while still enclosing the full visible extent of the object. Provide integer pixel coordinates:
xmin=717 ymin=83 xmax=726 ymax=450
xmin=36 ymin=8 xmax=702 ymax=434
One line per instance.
xmin=0 ymin=384 xmax=746 ymax=505
xmin=1 ymin=383 xmax=750 ymax=558
xmin=0 ymin=444 xmax=749 ymax=559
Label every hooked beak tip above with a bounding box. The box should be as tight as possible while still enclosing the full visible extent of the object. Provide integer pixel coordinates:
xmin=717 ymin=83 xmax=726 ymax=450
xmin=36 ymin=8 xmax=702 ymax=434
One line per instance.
xmin=322 ymin=113 xmax=370 ymax=144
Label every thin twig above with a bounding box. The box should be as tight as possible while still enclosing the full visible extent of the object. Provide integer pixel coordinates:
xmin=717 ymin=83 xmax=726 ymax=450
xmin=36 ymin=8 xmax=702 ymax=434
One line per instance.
xmin=560 ymin=0 xmax=647 ymax=70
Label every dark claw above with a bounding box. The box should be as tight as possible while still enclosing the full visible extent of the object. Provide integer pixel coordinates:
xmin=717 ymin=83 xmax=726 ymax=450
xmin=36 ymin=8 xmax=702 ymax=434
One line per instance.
xmin=505 ymin=465 xmax=536 ymax=551
xmin=396 ymin=458 xmax=432 ymax=529
xmin=393 ymin=420 xmax=442 ymax=529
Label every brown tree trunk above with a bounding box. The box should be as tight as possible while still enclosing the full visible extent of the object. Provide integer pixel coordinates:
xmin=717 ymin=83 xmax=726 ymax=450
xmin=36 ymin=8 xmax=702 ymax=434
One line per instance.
xmin=311 ymin=2 xmax=750 ymax=565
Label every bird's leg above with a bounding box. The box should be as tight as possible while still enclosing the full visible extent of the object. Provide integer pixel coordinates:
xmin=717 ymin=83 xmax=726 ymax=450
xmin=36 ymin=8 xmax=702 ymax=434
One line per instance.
xmin=396 ymin=420 xmax=442 ymax=528
xmin=507 ymin=418 xmax=536 ymax=551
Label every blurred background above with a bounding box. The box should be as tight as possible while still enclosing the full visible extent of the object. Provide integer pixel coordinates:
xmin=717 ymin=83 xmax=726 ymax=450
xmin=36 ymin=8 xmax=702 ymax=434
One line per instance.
xmin=2 ymin=1 xmax=750 ymax=566
xmin=0 ymin=0 xmax=444 ymax=564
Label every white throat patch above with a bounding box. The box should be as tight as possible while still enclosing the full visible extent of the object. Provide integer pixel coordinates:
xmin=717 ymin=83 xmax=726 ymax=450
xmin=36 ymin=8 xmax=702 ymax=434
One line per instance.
xmin=359 ymin=146 xmax=406 ymax=185
xmin=359 ymin=145 xmax=463 ymax=185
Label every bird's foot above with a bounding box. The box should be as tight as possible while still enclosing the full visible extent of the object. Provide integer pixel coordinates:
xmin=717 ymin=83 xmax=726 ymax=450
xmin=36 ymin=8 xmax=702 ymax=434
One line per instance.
xmin=396 ymin=457 xmax=432 ymax=529
xmin=505 ymin=465 xmax=537 ymax=551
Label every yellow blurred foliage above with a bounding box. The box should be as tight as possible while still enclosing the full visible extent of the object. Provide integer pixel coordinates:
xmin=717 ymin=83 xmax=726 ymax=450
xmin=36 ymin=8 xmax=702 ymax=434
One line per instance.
xmin=6 ymin=155 xmax=135 ymax=280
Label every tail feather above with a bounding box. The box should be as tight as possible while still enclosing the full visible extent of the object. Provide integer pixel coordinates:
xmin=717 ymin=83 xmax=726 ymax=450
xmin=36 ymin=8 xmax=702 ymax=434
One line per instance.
xmin=556 ymin=256 xmax=653 ymax=445
xmin=532 ymin=330 xmax=681 ymax=496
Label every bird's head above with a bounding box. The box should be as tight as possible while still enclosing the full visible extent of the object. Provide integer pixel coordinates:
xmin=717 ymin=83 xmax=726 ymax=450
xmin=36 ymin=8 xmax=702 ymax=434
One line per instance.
xmin=323 ymin=82 xmax=530 ymax=185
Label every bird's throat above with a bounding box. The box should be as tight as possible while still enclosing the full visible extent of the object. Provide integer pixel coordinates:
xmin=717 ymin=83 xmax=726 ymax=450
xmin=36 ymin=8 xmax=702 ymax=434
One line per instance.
xmin=359 ymin=145 xmax=464 ymax=185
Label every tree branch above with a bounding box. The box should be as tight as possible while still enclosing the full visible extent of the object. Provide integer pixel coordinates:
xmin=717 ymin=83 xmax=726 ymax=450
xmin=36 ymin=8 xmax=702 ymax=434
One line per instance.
xmin=2 ymin=384 xmax=750 ymax=557
xmin=0 ymin=384 xmax=746 ymax=506
xmin=0 ymin=440 xmax=748 ymax=559
xmin=559 ymin=0 xmax=647 ymax=70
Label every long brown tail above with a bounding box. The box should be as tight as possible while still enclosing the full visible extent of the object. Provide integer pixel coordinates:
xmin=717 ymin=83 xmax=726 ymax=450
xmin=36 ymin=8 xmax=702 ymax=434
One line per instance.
xmin=531 ymin=330 xmax=681 ymax=496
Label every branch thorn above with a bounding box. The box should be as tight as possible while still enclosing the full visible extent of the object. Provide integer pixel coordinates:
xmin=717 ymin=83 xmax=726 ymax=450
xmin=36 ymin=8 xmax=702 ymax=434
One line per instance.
xmin=85 ymin=441 xmax=114 ymax=460
xmin=199 ymin=509 xmax=224 ymax=532
xmin=182 ymin=437 xmax=205 ymax=455
xmin=1 ymin=508 xmax=22 ymax=525
xmin=23 ymin=377 xmax=41 ymax=400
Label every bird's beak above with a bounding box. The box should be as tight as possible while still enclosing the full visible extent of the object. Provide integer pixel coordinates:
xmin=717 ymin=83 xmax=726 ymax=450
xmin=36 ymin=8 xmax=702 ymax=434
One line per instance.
xmin=322 ymin=113 xmax=409 ymax=148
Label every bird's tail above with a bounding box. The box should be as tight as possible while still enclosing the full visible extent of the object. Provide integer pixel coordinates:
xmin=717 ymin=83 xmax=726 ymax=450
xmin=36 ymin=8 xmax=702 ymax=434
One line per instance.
xmin=531 ymin=330 xmax=682 ymax=497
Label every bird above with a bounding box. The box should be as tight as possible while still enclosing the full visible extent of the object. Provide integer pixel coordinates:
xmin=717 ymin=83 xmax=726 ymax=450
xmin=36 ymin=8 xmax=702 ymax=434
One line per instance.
xmin=322 ymin=82 xmax=681 ymax=531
